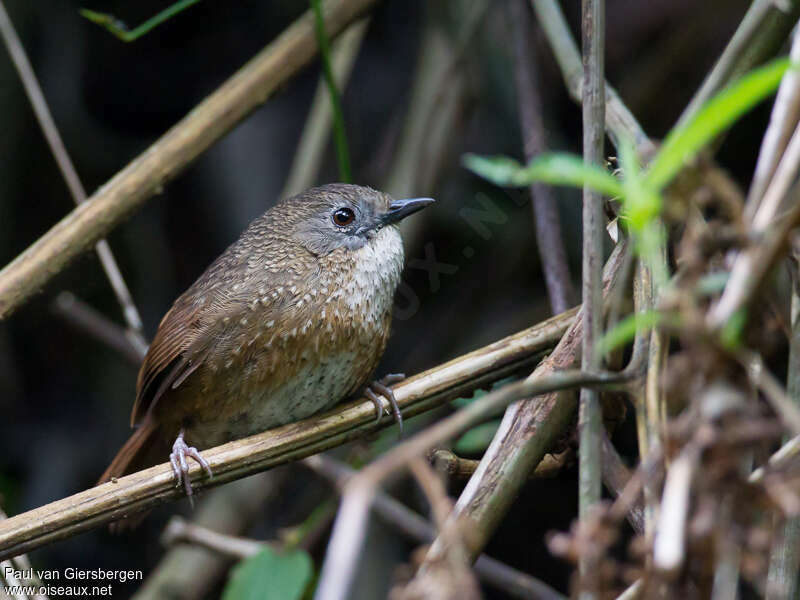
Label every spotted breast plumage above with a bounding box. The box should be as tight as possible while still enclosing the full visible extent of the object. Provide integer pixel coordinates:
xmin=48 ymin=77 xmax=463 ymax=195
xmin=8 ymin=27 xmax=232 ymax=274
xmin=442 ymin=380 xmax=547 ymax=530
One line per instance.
xmin=99 ymin=183 xmax=433 ymax=511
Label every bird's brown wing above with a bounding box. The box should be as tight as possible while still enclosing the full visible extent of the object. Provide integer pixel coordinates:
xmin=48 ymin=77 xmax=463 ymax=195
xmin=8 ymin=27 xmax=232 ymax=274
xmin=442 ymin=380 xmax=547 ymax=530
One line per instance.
xmin=131 ymin=298 xmax=206 ymax=426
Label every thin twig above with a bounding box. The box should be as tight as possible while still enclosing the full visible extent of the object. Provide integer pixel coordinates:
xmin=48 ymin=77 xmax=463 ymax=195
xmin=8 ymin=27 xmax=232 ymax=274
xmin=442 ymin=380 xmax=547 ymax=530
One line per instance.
xmin=509 ymin=0 xmax=575 ymax=314
xmin=430 ymin=448 xmax=570 ymax=481
xmin=766 ymin=255 xmax=800 ymax=600
xmin=52 ymin=292 xmax=145 ymax=366
xmin=161 ymin=517 xmax=266 ymax=559
xmin=579 ymin=0 xmax=606 ymax=594
xmin=652 ymin=439 xmax=701 ymax=575
xmin=677 ymin=0 xmax=800 ymax=131
xmin=0 ymin=508 xmax=47 ymax=600
xmin=305 ymin=455 xmax=567 ymax=600
xmin=709 ymin=181 xmax=800 ymax=329
xmin=0 ymin=0 xmax=378 ymax=320
xmin=745 ymin=23 xmax=800 ymax=219
xmin=741 ymin=351 xmax=800 ymax=436
xmin=0 ymin=309 xmax=573 ymax=560
xmin=600 ymin=430 xmax=644 ymax=535
xmin=132 ymin=472 xmax=287 ymax=600
xmin=0 ymin=0 xmax=146 ymax=347
xmin=530 ymin=0 xmax=655 ymax=157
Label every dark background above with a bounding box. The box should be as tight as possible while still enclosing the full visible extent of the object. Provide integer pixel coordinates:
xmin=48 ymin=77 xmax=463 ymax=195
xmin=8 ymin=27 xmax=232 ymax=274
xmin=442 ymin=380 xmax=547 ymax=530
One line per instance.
xmin=0 ymin=0 xmax=759 ymax=597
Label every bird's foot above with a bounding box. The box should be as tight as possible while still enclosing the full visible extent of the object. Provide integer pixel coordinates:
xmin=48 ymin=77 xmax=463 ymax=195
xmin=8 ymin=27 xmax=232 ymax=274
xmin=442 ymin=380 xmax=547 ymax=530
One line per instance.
xmin=364 ymin=373 xmax=406 ymax=435
xmin=169 ymin=430 xmax=213 ymax=502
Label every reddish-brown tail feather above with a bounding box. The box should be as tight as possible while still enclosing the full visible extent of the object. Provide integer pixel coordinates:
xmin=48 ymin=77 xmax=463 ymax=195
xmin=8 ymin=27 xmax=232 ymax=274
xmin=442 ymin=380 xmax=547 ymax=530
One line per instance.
xmin=98 ymin=416 xmax=161 ymax=484
xmin=98 ymin=417 xmax=165 ymax=531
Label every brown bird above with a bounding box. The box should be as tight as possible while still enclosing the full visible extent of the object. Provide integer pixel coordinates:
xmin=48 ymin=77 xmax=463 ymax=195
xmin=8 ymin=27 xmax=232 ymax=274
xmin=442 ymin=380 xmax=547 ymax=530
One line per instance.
xmin=99 ymin=183 xmax=433 ymax=501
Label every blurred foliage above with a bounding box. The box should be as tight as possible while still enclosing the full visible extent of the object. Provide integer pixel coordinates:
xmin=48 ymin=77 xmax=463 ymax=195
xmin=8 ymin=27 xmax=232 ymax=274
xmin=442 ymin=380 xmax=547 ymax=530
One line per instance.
xmin=453 ymin=420 xmax=501 ymax=455
xmin=466 ymin=57 xmax=792 ymax=350
xmin=222 ymin=545 xmax=313 ymax=600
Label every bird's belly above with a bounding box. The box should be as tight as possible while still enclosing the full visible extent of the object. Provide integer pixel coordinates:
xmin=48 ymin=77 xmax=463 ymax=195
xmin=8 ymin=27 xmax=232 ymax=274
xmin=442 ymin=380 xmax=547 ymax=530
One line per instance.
xmin=188 ymin=350 xmax=364 ymax=447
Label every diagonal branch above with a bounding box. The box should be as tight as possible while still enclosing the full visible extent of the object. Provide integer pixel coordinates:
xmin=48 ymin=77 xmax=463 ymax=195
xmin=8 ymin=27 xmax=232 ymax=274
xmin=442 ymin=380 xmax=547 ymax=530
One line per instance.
xmin=0 ymin=0 xmax=146 ymax=350
xmin=0 ymin=307 xmax=574 ymax=561
xmin=0 ymin=0 xmax=377 ymax=321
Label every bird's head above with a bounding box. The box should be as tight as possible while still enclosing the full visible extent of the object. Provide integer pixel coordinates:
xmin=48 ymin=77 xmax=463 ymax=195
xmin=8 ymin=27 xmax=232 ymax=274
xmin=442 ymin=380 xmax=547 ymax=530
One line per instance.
xmin=284 ymin=183 xmax=433 ymax=256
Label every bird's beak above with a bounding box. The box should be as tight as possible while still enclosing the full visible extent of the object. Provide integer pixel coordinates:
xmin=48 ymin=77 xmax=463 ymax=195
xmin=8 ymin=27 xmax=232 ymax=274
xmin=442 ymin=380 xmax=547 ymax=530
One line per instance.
xmin=381 ymin=197 xmax=435 ymax=225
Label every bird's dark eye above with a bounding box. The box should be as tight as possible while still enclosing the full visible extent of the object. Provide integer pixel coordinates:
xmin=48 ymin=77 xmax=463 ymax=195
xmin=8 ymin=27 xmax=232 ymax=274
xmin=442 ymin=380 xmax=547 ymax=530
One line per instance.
xmin=332 ymin=207 xmax=355 ymax=227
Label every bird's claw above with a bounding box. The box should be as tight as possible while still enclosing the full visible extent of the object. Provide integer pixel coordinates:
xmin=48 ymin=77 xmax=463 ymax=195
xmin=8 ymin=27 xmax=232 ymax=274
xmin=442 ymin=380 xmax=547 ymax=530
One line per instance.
xmin=365 ymin=373 xmax=405 ymax=435
xmin=169 ymin=430 xmax=213 ymax=502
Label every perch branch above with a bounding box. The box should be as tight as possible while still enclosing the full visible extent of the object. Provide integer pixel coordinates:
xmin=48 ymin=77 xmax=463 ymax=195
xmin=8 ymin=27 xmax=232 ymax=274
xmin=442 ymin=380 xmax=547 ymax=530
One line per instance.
xmin=0 ymin=0 xmax=377 ymax=320
xmin=0 ymin=307 xmax=574 ymax=561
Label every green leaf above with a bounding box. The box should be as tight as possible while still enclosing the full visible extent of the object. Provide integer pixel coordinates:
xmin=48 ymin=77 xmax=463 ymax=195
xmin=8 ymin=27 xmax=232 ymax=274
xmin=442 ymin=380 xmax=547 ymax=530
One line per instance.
xmin=463 ymin=153 xmax=624 ymax=198
xmin=618 ymin=137 xmax=663 ymax=231
xmin=454 ymin=420 xmax=501 ymax=454
xmin=222 ymin=546 xmax=313 ymax=600
xmin=80 ymin=0 xmax=202 ymax=42
xmin=720 ymin=307 xmax=747 ymax=350
xmin=645 ymin=57 xmax=792 ymax=191
xmin=596 ymin=310 xmax=665 ymax=356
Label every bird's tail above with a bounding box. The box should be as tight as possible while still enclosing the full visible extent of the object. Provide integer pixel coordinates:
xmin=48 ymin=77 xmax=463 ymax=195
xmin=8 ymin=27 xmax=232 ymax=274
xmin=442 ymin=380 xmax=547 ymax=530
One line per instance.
xmin=98 ymin=416 xmax=161 ymax=484
xmin=98 ymin=417 xmax=165 ymax=532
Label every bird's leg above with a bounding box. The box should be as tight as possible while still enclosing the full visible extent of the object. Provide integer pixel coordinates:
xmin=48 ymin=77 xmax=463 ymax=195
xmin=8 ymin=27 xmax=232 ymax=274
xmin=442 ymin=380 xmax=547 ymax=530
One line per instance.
xmin=364 ymin=373 xmax=406 ymax=434
xmin=169 ymin=429 xmax=213 ymax=501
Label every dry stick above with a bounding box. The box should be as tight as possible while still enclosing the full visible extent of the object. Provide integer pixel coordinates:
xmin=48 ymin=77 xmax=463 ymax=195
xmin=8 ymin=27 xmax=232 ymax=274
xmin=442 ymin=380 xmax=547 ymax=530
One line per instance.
xmin=161 ymin=516 xmax=270 ymax=558
xmin=530 ymin=0 xmax=655 ymax=157
xmin=0 ymin=0 xmax=146 ymax=352
xmin=509 ymin=0 xmax=575 ymax=314
xmin=305 ymin=455 xmax=567 ymax=600
xmin=709 ymin=180 xmax=800 ymax=329
xmin=0 ymin=0 xmax=377 ymax=321
xmin=746 ymin=23 xmax=800 ymax=219
xmin=578 ymin=0 xmax=606 ymax=596
xmin=766 ymin=259 xmax=800 ymax=600
xmin=741 ymin=351 xmax=800 ymax=435
xmin=0 ymin=308 xmax=573 ymax=561
xmin=0 ymin=509 xmax=47 ymax=600
xmin=677 ymin=0 xmax=800 ymax=131
xmin=404 ymin=458 xmax=482 ymax=598
xmin=630 ymin=264 xmax=661 ymax=544
xmin=131 ymin=472 xmax=286 ymax=600
xmin=430 ymin=448 xmax=571 ymax=481
xmin=281 ymin=19 xmax=369 ymax=198
xmin=52 ymin=292 xmax=145 ymax=366
xmin=314 ymin=368 xmax=632 ymax=600
xmin=600 ymin=430 xmax=644 ymax=535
